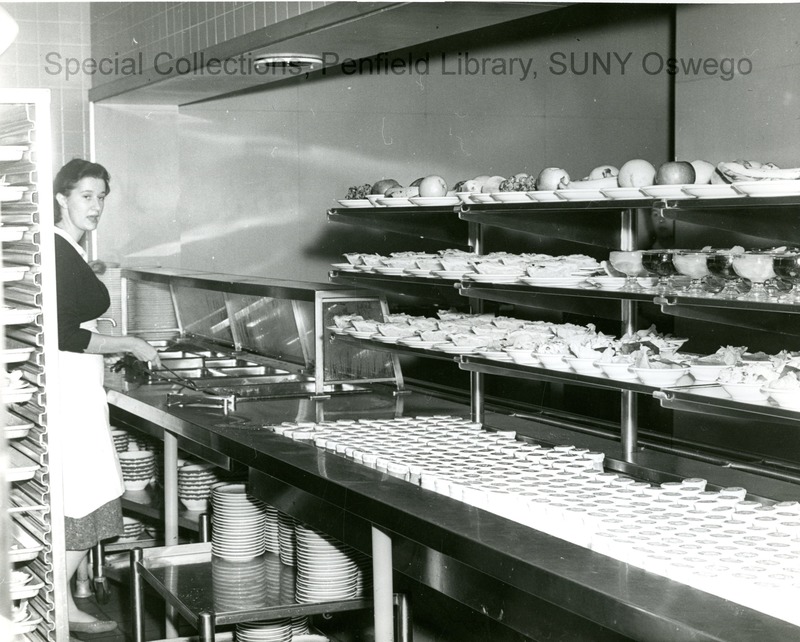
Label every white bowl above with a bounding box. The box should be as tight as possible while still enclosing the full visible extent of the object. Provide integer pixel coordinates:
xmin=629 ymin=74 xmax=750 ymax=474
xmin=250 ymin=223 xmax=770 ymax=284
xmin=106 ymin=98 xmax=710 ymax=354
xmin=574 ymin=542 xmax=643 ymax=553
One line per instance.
xmin=596 ymin=361 xmax=637 ymax=380
xmin=631 ymin=367 xmax=689 ymax=387
xmin=689 ymin=363 xmax=732 ymax=382
xmin=181 ymin=498 xmax=209 ymax=512
xmin=124 ymin=479 xmax=151 ymax=491
xmin=564 ymin=357 xmax=603 ymax=375
xmin=764 ymin=387 xmax=800 ymax=410
xmin=504 ymin=349 xmax=538 ymax=365
xmin=719 ymin=382 xmax=770 ymax=402
xmin=119 ymin=450 xmax=155 ymax=462
xmin=534 ymin=353 xmax=570 ymax=370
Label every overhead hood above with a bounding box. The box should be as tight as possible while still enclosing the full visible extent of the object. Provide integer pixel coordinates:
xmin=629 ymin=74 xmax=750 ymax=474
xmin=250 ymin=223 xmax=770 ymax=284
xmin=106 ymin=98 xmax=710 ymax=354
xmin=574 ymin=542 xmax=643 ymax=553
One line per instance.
xmin=88 ymin=2 xmax=567 ymax=107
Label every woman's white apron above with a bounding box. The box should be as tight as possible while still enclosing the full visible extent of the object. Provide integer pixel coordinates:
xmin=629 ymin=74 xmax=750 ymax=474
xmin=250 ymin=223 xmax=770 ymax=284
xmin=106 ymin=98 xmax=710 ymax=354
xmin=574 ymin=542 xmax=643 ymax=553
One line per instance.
xmin=56 ymin=322 xmax=124 ymax=519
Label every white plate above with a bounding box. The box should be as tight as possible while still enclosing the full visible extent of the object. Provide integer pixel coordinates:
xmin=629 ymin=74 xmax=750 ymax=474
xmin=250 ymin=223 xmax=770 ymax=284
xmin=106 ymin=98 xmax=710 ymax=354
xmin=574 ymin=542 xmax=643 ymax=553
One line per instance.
xmin=464 ymin=274 xmax=522 ymax=283
xmin=587 ymin=277 xmax=626 ymax=290
xmin=376 ymin=197 xmax=415 ymax=207
xmin=639 ymin=184 xmax=696 ymax=199
xmin=475 ymin=351 xmax=512 ymax=361
xmin=556 ymin=189 xmax=608 ymax=201
xmin=337 ymin=199 xmax=371 ymax=208
xmin=343 ymin=330 xmax=375 ymax=340
xmin=600 ymin=187 xmax=645 ymax=200
xmin=0 ymin=186 xmax=26 ymax=202
xmin=396 ymin=338 xmax=438 ymax=349
xmin=0 ymin=145 xmax=26 ymax=162
xmin=490 ymin=192 xmax=531 ymax=202
xmin=731 ymin=180 xmax=800 ymax=197
xmin=528 ymin=190 xmax=561 ymax=202
xmin=1 ymin=339 xmax=35 ymax=364
xmin=1 ymin=265 xmax=28 ymax=282
xmin=404 ymin=268 xmax=434 ymax=278
xmin=409 ymin=196 xmax=461 ymax=207
xmin=520 ymin=276 xmax=586 ymax=287
xmin=0 ymin=225 xmax=27 ymax=242
xmin=1 ymin=306 xmax=40 ymax=326
xmin=1 ymin=383 xmax=36 ymax=404
xmin=326 ymin=325 xmax=347 ymax=335
xmin=432 ymin=270 xmax=468 ymax=280
xmin=681 ymin=184 xmax=743 ymax=199
xmin=372 ymin=266 xmax=407 ymax=276
xmin=433 ymin=344 xmax=481 ymax=354
xmin=330 ymin=262 xmax=358 ymax=271
xmin=370 ymin=335 xmax=402 ymax=344
xmin=469 ymin=194 xmax=495 ymax=204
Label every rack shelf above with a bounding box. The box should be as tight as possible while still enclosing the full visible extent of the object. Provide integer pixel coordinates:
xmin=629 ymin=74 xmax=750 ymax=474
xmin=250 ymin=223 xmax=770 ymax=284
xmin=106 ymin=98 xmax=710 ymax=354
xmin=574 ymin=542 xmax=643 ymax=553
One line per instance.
xmin=328 ymin=270 xmax=465 ymax=305
xmin=327 ymin=206 xmax=471 ymax=247
xmin=131 ymin=542 xmax=371 ymax=642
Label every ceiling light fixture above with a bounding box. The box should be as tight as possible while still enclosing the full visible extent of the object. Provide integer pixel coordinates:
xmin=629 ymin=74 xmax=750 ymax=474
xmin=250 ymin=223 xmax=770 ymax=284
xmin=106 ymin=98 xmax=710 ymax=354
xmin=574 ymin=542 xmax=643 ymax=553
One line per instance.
xmin=253 ymin=54 xmax=324 ymax=69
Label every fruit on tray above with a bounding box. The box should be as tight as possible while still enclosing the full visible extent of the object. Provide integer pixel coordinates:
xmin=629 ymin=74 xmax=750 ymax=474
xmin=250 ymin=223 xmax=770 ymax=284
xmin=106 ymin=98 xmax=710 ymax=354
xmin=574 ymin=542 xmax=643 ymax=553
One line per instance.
xmin=716 ymin=161 xmax=800 ymax=182
xmin=536 ymin=167 xmax=570 ymax=191
xmin=499 ymin=173 xmax=537 ymax=192
xmin=655 ymin=161 xmax=696 ymax=185
xmin=562 ymin=176 xmax=619 ymax=190
xmin=371 ymin=178 xmax=402 ymax=195
xmin=344 ymin=184 xmax=372 ymax=199
xmin=690 ymin=160 xmax=716 ymax=184
xmin=588 ymin=165 xmax=619 ymax=180
xmin=617 ymin=159 xmax=656 ymax=188
xmin=418 ymin=175 xmax=449 ymax=197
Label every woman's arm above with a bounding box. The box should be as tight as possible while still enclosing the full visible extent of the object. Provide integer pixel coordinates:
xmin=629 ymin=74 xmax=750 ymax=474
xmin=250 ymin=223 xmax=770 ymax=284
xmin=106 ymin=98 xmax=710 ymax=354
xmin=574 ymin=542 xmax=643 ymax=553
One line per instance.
xmin=85 ymin=332 xmax=162 ymax=366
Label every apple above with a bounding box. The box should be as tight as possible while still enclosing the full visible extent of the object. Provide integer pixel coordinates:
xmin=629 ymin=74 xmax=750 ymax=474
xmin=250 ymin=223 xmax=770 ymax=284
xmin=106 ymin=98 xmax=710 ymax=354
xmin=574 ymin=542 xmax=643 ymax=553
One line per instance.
xmin=617 ymin=159 xmax=657 ymax=188
xmin=418 ymin=175 xmax=448 ymax=197
xmin=536 ymin=167 xmax=570 ymax=191
xmin=481 ymin=175 xmax=506 ymax=193
xmin=690 ymin=160 xmax=715 ymax=184
xmin=655 ymin=161 xmax=696 ymax=185
xmin=472 ymin=175 xmax=491 ymax=191
xmin=410 ymin=177 xmax=425 ymax=187
xmin=588 ymin=165 xmax=619 ymax=180
xmin=371 ymin=178 xmax=402 ymax=195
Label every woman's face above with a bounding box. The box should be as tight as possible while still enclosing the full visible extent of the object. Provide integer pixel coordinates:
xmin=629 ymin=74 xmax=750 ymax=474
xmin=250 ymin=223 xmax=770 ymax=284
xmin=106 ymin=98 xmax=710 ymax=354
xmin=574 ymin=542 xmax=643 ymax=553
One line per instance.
xmin=56 ymin=176 xmax=107 ymax=239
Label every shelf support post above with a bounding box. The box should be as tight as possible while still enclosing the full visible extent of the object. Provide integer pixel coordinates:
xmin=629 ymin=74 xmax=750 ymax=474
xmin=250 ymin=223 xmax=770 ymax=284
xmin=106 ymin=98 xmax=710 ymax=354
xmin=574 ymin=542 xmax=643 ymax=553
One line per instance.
xmin=372 ymin=525 xmax=395 ymax=642
xmin=620 ymin=208 xmax=640 ymax=460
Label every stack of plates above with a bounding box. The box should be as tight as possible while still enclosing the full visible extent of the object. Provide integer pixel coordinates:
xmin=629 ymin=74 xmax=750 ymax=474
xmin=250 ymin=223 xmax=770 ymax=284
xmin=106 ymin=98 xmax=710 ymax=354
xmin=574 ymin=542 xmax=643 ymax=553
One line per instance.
xmin=264 ymin=504 xmax=280 ymax=554
xmin=211 ymin=484 xmax=267 ymax=561
xmin=277 ymin=511 xmax=297 ymax=566
xmin=118 ymin=451 xmax=156 ymax=491
xmin=178 ymin=463 xmax=219 ymax=512
xmin=119 ymin=516 xmax=145 ymax=542
xmin=111 ymin=429 xmax=129 ymax=453
xmin=291 ymin=617 xmax=310 ymax=636
xmin=295 ymin=524 xmax=359 ymax=603
xmin=212 ymin=555 xmax=269 ymax=611
xmin=235 ymin=619 xmax=293 ymax=642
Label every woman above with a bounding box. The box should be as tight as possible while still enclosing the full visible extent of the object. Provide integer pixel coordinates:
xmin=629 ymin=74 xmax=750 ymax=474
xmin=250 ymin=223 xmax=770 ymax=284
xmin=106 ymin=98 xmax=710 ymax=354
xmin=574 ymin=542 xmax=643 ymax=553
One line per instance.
xmin=53 ymin=158 xmax=161 ymax=633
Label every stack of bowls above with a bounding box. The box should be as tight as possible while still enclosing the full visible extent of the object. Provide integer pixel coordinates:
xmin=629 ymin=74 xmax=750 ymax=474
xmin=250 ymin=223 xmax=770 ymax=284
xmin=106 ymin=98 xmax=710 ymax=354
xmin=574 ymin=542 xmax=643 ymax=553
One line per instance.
xmin=235 ymin=618 xmax=292 ymax=642
xmin=277 ymin=511 xmax=297 ymax=566
xmin=119 ymin=516 xmax=145 ymax=542
xmin=111 ymin=429 xmax=129 ymax=453
xmin=177 ymin=463 xmax=219 ymax=512
xmin=294 ymin=524 xmax=359 ymax=603
xmin=118 ymin=451 xmax=156 ymax=491
xmin=211 ymin=484 xmax=267 ymax=561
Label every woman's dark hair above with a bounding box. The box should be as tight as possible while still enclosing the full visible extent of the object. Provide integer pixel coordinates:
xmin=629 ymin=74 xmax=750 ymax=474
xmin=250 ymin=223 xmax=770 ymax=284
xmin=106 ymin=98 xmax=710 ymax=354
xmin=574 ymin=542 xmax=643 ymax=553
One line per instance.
xmin=53 ymin=158 xmax=111 ymax=223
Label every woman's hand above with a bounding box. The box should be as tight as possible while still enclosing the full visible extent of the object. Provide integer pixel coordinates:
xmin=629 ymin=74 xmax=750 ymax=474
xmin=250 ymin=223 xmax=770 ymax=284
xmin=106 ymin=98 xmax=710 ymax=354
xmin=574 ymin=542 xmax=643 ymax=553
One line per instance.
xmin=127 ymin=337 xmax=161 ymax=367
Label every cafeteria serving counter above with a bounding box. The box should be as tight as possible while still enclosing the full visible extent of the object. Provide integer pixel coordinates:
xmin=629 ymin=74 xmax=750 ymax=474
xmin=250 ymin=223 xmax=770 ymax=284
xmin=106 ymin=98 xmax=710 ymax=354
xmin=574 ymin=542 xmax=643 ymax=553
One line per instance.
xmin=106 ymin=379 xmax=800 ymax=642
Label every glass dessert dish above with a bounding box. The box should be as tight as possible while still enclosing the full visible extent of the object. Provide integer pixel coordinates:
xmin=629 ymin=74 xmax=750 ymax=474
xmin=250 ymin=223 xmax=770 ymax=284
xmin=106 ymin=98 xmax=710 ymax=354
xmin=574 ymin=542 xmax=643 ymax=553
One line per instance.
xmin=706 ymin=249 xmax=746 ymax=299
xmin=772 ymin=252 xmax=800 ymax=304
xmin=608 ymin=250 xmax=644 ymax=291
xmin=732 ymin=252 xmax=778 ymax=301
xmin=673 ymin=250 xmax=712 ymax=297
xmin=641 ymin=249 xmax=679 ymax=296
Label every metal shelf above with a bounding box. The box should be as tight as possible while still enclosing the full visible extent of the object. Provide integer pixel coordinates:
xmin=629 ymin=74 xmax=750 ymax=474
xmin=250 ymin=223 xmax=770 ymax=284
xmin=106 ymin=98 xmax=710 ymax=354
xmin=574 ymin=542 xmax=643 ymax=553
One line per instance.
xmin=327 ymin=206 xmax=471 ymax=247
xmin=329 ymin=270 xmax=466 ymax=305
xmin=132 ymin=542 xmax=371 ymax=638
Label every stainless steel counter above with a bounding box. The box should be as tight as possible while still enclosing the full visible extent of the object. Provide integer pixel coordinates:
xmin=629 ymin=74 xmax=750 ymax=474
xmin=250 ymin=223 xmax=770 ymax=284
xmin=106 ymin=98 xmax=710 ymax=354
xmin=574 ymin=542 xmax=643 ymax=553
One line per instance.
xmin=107 ymin=381 xmax=800 ymax=642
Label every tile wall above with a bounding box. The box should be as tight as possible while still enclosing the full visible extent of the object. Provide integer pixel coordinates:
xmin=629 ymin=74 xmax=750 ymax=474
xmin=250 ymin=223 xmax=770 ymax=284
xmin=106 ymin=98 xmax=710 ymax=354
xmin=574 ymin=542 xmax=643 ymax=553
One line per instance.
xmin=0 ymin=2 xmax=91 ymax=167
xmin=90 ymin=2 xmax=328 ymax=80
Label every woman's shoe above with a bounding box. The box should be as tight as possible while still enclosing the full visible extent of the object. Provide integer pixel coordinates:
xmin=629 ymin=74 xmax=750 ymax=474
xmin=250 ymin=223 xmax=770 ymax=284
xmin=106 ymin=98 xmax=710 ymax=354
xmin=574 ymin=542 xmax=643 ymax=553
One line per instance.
xmin=68 ymin=619 xmax=118 ymax=634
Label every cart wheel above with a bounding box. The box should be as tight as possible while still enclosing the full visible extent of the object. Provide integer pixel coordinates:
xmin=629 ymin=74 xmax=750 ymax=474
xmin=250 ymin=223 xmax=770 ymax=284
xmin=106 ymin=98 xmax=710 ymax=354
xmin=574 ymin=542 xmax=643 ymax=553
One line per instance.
xmin=93 ymin=577 xmax=110 ymax=604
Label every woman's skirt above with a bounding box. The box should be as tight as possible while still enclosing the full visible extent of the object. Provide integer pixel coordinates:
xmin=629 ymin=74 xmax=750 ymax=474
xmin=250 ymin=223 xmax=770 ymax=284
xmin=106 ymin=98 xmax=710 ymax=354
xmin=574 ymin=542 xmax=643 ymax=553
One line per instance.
xmin=64 ymin=497 xmax=124 ymax=550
